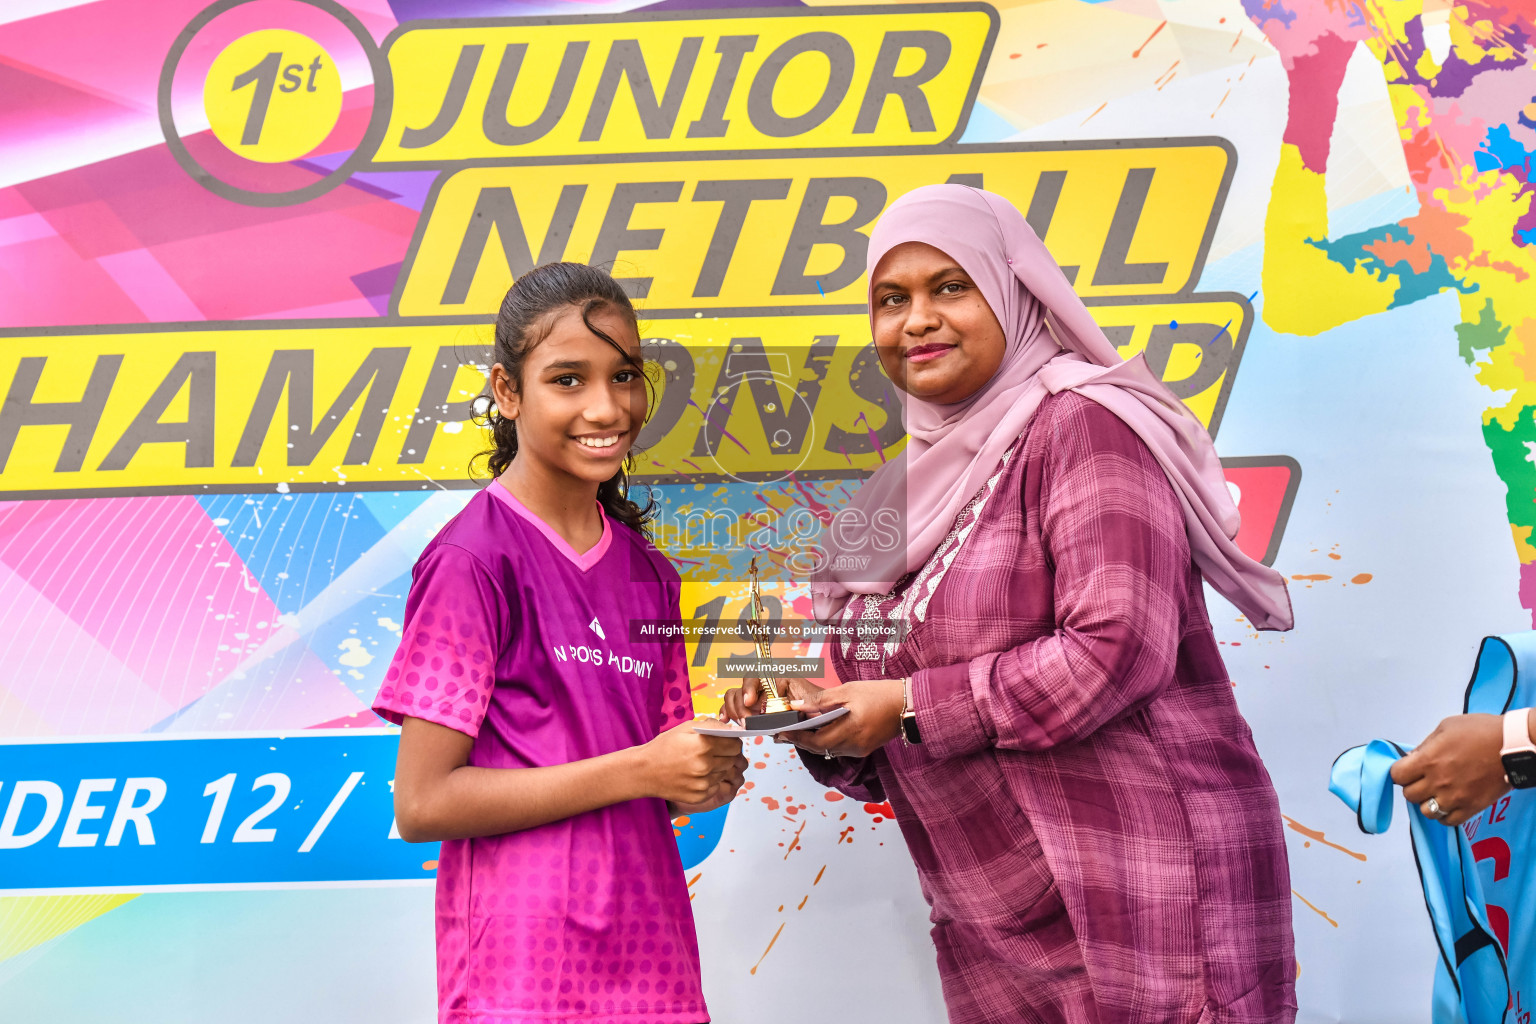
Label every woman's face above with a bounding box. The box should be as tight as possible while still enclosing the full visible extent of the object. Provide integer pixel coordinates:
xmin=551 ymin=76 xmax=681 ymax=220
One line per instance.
xmin=491 ymin=304 xmax=647 ymax=485
xmin=870 ymin=241 xmax=1007 ymax=405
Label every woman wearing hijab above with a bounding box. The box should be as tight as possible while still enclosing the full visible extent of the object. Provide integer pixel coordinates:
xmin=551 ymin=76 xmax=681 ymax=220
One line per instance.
xmin=722 ymin=185 xmax=1297 ymax=1023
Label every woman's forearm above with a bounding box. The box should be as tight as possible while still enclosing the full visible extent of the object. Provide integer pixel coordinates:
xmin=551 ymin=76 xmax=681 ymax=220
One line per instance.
xmin=396 ymin=746 xmax=649 ymax=842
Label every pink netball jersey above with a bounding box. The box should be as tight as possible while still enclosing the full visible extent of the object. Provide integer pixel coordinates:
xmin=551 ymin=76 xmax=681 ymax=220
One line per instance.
xmin=372 ymin=479 xmax=706 ymax=1024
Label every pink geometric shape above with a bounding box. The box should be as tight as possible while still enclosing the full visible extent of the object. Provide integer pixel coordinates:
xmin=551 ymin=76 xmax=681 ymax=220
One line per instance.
xmin=25 ymin=144 xmax=282 ymax=236
xmin=0 ymin=557 xmax=172 ymax=736
xmin=2 ymin=138 xmax=417 ymax=325
xmin=249 ymin=296 xmax=379 ymax=319
xmin=0 ymin=189 xmax=37 ymax=218
xmin=0 ymin=61 xmax=142 ymax=140
xmin=38 ymin=198 xmax=141 ymax=259
xmin=0 ymin=234 xmax=144 ymax=326
xmin=0 ymin=1 xmax=217 ymax=116
xmin=332 ymin=192 xmax=421 ymax=234
xmin=147 ymin=205 xmax=414 ymax=320
xmin=0 ymin=212 xmax=55 ymax=246
xmin=0 ymin=497 xmax=72 ymax=542
xmin=97 ymin=248 xmax=206 ymax=322
xmin=0 ymin=497 xmax=286 ymax=714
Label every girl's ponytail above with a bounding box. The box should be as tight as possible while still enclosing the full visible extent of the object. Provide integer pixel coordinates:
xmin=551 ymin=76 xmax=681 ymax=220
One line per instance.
xmin=473 ymin=263 xmax=658 ymax=537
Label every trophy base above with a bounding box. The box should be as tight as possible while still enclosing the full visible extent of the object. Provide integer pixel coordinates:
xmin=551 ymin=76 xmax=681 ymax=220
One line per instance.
xmin=742 ymin=709 xmax=804 ymax=731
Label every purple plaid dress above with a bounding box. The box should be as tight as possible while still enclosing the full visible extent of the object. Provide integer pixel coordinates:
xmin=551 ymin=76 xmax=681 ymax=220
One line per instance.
xmin=808 ymin=393 xmax=1296 ymax=1024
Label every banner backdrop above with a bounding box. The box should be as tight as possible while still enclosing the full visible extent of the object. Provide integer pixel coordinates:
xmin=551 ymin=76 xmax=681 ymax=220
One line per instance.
xmin=0 ymin=1 xmax=1531 ymax=1021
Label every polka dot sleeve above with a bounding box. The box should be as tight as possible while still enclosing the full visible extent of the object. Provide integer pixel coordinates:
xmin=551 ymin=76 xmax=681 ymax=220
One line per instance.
xmin=372 ymin=543 xmax=508 ymax=738
xmin=655 ymin=578 xmax=694 ymax=735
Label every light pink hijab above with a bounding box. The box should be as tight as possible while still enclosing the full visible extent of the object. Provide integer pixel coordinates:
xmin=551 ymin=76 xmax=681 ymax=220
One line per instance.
xmin=811 ymin=184 xmax=1293 ymax=631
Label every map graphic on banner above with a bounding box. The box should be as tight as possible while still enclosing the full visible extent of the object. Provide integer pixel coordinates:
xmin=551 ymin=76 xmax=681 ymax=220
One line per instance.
xmin=0 ymin=1 xmax=1532 ymax=1022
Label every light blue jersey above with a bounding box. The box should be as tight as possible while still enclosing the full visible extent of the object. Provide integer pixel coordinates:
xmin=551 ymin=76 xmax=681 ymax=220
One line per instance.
xmin=1331 ymin=632 xmax=1536 ymax=1024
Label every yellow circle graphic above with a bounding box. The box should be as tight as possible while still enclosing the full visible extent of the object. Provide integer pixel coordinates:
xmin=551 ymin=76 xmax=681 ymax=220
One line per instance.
xmin=204 ymin=30 xmax=343 ymax=163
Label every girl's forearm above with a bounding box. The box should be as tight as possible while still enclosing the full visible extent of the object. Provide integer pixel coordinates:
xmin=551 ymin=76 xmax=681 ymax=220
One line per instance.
xmin=396 ymin=745 xmax=651 ymax=842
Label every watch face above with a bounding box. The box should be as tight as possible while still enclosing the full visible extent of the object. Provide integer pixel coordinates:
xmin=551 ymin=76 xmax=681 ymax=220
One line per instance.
xmin=901 ymin=715 xmax=921 ymax=744
xmin=1504 ymin=750 xmax=1536 ymax=789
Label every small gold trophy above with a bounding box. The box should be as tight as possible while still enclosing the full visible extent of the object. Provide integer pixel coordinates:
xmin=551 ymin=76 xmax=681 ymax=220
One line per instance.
xmin=742 ymin=557 xmax=802 ymax=731
xmin=692 ymin=557 xmax=850 ymax=739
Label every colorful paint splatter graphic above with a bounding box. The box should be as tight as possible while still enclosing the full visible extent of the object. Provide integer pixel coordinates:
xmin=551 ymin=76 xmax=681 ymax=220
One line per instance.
xmin=1247 ymin=0 xmax=1536 ymax=615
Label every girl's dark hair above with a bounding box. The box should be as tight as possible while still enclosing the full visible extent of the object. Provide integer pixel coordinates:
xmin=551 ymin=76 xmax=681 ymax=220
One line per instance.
xmin=473 ymin=262 xmax=657 ymax=535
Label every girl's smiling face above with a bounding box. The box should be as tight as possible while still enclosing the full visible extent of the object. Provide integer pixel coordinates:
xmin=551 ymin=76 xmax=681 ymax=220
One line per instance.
xmin=490 ymin=303 xmax=647 ymax=485
xmin=870 ymin=241 xmax=1007 ymax=406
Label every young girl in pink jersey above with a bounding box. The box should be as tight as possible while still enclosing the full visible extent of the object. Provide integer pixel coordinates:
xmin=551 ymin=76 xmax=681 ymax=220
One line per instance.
xmin=373 ymin=262 xmax=746 ymax=1024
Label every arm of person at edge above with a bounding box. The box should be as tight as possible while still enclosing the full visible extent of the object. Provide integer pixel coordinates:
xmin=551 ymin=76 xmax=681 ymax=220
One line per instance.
xmin=721 ymin=400 xmax=1189 ymax=768
xmin=1390 ymin=709 xmax=1536 ymax=828
xmin=389 ymin=553 xmax=748 ymax=843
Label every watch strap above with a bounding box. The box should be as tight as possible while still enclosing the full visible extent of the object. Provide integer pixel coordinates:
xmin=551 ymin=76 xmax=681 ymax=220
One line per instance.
xmin=1502 ymin=708 xmax=1536 ymax=756
xmin=900 ymin=677 xmax=920 ymax=745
